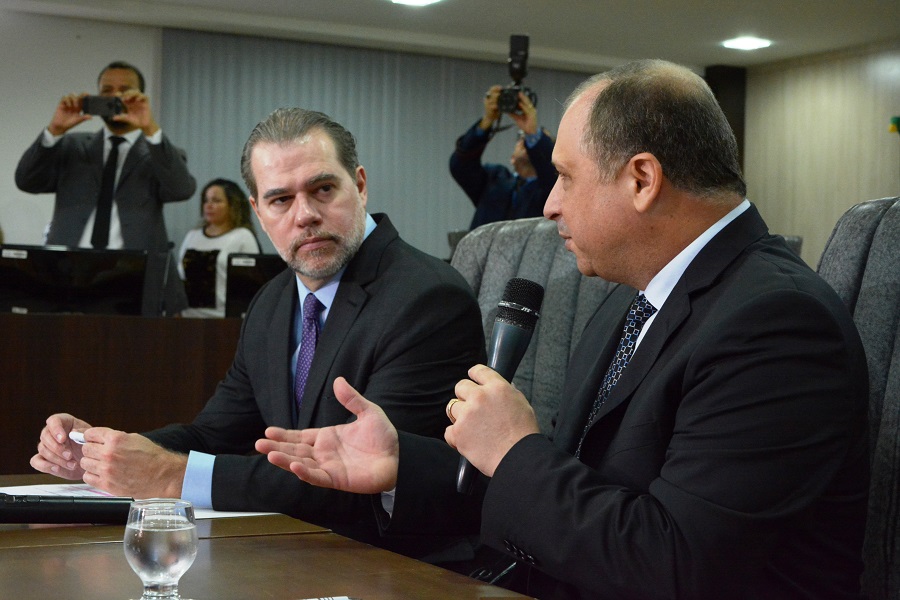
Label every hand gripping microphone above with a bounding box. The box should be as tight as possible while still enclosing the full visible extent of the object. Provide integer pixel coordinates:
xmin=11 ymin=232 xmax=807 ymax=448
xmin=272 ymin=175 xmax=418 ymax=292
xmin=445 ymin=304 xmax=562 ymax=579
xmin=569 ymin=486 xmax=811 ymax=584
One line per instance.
xmin=456 ymin=277 xmax=545 ymax=494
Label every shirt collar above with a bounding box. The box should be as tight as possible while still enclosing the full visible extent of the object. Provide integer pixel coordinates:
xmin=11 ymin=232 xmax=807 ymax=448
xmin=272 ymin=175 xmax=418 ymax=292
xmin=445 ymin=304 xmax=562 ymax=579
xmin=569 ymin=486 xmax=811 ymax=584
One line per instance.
xmin=104 ymin=126 xmax=142 ymax=146
xmin=643 ymin=199 xmax=750 ymax=311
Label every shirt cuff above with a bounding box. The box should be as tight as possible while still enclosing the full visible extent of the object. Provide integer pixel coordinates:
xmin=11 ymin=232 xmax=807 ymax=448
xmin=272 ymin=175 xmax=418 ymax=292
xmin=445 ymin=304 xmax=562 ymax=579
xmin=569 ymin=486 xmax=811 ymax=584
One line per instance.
xmin=42 ymin=128 xmax=63 ymax=147
xmin=380 ymin=488 xmax=396 ymax=518
xmin=524 ymin=129 xmax=542 ymax=148
xmin=181 ymin=450 xmax=215 ymax=509
xmin=145 ymin=129 xmax=163 ymax=145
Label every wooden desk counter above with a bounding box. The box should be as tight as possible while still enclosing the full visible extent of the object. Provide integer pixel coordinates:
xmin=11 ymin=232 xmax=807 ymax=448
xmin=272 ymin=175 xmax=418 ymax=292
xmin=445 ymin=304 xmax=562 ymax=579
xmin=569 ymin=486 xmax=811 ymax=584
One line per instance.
xmin=0 ymin=513 xmax=328 ymax=550
xmin=0 ymin=475 xmax=329 ymax=549
xmin=0 ymin=475 xmax=528 ymax=598
xmin=0 ymin=521 xmax=528 ymax=599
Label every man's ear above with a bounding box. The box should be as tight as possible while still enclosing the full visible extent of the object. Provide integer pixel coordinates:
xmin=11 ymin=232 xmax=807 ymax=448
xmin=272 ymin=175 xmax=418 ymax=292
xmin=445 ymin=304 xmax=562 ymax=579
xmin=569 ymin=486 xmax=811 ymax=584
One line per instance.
xmin=355 ymin=166 xmax=368 ymax=208
xmin=627 ymin=153 xmax=663 ymax=214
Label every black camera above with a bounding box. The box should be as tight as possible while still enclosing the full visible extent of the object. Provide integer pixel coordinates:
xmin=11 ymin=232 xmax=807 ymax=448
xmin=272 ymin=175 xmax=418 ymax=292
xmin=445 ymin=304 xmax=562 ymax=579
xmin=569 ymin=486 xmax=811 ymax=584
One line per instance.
xmin=82 ymin=96 xmax=124 ymax=118
xmin=497 ymin=34 xmax=537 ymax=114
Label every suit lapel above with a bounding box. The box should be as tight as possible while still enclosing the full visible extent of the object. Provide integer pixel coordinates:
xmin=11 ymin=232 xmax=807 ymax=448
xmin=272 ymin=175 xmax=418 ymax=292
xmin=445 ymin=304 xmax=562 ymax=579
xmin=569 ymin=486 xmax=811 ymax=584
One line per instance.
xmin=117 ymin=135 xmax=147 ymax=190
xmin=552 ymin=284 xmax=633 ymax=453
xmin=87 ymin=132 xmax=105 ymax=189
xmin=266 ymin=272 xmax=298 ymax=428
xmin=294 ymin=214 xmax=398 ymax=429
xmin=295 ymin=282 xmax=368 ymax=428
xmin=590 ymin=291 xmax=690 ymax=422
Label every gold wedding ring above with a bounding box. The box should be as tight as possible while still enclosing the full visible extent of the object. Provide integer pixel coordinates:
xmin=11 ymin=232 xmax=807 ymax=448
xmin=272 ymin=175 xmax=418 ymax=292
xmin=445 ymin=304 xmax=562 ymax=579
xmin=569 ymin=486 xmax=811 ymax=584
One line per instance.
xmin=446 ymin=398 xmax=462 ymax=424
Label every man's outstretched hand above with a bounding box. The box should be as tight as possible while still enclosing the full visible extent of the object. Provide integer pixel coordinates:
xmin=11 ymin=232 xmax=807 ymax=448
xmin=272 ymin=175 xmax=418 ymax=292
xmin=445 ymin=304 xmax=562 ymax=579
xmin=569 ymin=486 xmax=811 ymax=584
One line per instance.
xmin=255 ymin=377 xmax=400 ymax=494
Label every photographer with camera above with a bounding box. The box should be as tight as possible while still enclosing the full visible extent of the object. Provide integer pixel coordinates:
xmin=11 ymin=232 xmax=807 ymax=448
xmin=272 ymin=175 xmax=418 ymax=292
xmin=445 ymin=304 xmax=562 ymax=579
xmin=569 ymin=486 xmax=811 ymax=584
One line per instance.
xmin=15 ymin=60 xmax=195 ymax=315
xmin=450 ymin=83 xmax=555 ymax=230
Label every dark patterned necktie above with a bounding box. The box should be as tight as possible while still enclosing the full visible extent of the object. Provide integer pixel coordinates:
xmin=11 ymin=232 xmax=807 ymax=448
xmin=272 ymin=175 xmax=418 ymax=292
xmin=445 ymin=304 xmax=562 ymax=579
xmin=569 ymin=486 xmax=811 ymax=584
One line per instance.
xmin=294 ymin=293 xmax=325 ymax=411
xmin=575 ymin=294 xmax=657 ymax=459
xmin=91 ymin=136 xmax=125 ymax=249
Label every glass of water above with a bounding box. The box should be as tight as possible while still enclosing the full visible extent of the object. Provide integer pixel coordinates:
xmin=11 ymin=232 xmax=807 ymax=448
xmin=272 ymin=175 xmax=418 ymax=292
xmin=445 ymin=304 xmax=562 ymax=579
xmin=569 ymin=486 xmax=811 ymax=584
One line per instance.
xmin=124 ymin=499 xmax=198 ymax=599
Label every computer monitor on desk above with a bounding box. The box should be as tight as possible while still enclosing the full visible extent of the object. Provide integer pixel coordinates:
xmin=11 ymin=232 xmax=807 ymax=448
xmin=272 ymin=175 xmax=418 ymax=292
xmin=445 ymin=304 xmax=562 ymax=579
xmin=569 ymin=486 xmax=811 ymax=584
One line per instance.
xmin=0 ymin=244 xmax=147 ymax=315
xmin=225 ymin=253 xmax=286 ymax=318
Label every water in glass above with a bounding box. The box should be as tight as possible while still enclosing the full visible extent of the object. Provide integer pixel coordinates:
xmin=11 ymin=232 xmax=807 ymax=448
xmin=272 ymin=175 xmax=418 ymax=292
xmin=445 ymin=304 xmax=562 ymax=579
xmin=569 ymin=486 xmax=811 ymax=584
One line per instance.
xmin=124 ymin=499 xmax=198 ymax=599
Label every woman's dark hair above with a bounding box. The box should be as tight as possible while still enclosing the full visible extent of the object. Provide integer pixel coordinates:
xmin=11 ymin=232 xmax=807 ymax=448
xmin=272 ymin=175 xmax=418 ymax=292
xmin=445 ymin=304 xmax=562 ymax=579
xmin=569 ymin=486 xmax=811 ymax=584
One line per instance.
xmin=199 ymin=178 xmax=255 ymax=233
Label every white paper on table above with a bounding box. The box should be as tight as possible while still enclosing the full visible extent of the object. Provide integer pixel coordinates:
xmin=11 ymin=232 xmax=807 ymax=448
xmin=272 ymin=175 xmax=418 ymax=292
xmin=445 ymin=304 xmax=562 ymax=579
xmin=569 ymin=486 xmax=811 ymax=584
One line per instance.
xmin=0 ymin=483 xmax=275 ymax=519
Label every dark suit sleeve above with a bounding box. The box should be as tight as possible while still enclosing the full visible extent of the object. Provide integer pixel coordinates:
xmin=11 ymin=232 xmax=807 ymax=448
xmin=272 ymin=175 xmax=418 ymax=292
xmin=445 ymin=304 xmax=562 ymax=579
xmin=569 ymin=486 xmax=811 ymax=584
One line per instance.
xmin=526 ymin=131 xmax=556 ymax=194
xmin=378 ymin=431 xmax=484 ymax=537
xmin=449 ymin=122 xmax=493 ymax=207
xmin=146 ymin=134 xmax=196 ymax=202
xmin=15 ymin=133 xmax=61 ymax=194
xmin=478 ymin=288 xmax=868 ymax=598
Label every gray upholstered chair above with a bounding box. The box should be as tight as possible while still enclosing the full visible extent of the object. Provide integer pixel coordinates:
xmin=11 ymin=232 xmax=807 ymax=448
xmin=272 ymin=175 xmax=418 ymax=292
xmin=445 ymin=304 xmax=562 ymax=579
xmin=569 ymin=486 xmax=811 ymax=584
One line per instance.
xmin=450 ymin=216 xmax=625 ymax=434
xmin=817 ymin=196 xmax=900 ymax=600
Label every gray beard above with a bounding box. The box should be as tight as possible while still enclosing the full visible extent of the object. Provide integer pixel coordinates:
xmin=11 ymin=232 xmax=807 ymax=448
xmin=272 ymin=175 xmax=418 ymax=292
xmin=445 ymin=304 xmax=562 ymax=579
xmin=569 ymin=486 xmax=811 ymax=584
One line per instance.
xmin=283 ymin=219 xmax=366 ymax=282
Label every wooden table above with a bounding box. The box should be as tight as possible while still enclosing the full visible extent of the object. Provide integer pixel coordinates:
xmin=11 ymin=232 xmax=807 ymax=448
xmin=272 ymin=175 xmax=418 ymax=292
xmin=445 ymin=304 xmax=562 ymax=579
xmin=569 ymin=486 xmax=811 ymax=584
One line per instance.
xmin=0 ymin=475 xmax=529 ymax=599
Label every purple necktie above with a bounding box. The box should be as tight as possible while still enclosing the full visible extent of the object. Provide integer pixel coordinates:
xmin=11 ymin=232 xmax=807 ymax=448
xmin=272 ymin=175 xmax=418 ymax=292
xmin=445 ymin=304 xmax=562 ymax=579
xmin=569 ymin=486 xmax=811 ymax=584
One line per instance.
xmin=294 ymin=293 xmax=324 ymax=411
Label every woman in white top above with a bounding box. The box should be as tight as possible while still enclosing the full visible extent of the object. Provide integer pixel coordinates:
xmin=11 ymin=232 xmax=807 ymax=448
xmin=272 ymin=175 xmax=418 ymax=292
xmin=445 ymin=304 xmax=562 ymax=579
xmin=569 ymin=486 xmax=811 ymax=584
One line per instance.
xmin=177 ymin=178 xmax=261 ymax=318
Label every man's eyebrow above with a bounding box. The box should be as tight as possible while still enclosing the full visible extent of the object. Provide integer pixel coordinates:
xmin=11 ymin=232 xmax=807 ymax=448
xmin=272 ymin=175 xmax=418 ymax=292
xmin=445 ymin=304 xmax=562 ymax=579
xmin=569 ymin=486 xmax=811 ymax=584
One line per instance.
xmin=260 ymin=173 xmax=340 ymax=200
xmin=261 ymin=187 xmax=290 ymax=200
xmin=307 ymin=172 xmax=340 ymax=187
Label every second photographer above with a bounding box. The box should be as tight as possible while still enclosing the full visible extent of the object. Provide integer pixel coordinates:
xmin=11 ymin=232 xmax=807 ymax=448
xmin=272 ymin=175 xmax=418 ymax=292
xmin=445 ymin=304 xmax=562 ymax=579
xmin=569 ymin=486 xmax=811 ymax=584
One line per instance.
xmin=450 ymin=85 xmax=556 ymax=229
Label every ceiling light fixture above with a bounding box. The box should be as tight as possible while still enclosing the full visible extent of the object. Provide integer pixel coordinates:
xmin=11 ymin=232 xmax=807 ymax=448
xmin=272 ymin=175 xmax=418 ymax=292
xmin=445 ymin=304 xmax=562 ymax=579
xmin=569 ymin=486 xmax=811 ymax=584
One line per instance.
xmin=391 ymin=0 xmax=443 ymax=6
xmin=722 ymin=36 xmax=772 ymax=51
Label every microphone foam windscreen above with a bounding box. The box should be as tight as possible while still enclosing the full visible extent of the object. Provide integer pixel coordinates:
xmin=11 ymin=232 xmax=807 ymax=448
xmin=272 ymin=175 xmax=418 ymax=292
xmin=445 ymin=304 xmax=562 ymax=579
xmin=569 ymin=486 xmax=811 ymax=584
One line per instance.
xmin=497 ymin=277 xmax=544 ymax=330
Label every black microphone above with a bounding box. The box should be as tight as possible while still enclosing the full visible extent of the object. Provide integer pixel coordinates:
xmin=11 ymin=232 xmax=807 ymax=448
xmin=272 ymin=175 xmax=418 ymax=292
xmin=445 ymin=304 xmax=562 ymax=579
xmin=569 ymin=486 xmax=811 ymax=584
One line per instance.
xmin=457 ymin=277 xmax=544 ymax=494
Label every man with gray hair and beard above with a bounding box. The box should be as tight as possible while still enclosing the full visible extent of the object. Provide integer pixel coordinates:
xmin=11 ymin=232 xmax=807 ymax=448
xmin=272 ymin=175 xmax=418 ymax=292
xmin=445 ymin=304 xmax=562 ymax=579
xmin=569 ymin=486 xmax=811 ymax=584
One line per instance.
xmin=31 ymin=107 xmax=485 ymax=563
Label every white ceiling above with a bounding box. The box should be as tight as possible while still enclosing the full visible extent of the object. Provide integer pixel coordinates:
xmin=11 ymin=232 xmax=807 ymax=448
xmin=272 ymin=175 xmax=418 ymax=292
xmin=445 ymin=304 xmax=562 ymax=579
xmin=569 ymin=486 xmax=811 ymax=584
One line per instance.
xmin=6 ymin=0 xmax=900 ymax=73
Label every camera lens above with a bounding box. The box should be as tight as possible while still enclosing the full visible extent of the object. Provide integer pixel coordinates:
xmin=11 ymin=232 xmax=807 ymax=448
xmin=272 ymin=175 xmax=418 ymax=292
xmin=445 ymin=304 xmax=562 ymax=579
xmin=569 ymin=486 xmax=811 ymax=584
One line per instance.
xmin=498 ymin=87 xmax=519 ymax=113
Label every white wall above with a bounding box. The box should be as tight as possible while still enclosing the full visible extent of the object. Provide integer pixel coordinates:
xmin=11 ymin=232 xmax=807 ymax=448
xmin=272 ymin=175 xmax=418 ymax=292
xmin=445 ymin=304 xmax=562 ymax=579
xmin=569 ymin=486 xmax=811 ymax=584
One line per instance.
xmin=157 ymin=28 xmax=584 ymax=258
xmin=0 ymin=10 xmax=161 ymax=245
xmin=745 ymin=41 xmax=900 ymax=265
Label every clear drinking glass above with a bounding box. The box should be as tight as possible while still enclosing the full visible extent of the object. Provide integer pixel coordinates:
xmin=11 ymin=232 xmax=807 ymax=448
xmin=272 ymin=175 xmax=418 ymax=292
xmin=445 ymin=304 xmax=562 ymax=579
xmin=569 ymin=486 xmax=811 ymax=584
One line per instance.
xmin=124 ymin=499 xmax=198 ymax=599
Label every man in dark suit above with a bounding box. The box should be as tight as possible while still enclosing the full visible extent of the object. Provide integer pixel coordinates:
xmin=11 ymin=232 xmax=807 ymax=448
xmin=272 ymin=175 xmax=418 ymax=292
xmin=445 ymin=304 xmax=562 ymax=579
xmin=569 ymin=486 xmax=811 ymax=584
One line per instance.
xmin=259 ymin=60 xmax=870 ymax=599
xmin=15 ymin=61 xmax=195 ymax=315
xmin=31 ymin=108 xmax=485 ymax=560
xmin=450 ymin=85 xmax=556 ymax=229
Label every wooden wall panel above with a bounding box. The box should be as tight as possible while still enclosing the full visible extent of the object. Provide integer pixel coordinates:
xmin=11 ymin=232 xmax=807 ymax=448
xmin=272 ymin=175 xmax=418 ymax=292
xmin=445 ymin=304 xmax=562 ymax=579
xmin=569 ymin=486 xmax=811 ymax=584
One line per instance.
xmin=0 ymin=314 xmax=241 ymax=474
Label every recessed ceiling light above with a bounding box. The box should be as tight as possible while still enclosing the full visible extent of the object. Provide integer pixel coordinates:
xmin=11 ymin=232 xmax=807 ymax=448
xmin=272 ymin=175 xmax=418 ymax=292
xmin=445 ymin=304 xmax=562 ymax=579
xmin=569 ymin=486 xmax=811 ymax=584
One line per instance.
xmin=392 ymin=0 xmax=443 ymax=6
xmin=722 ymin=36 xmax=772 ymax=51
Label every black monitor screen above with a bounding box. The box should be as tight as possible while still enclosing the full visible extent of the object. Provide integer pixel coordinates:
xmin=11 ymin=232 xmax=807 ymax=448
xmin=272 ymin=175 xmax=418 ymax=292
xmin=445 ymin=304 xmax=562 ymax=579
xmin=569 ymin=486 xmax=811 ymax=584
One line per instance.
xmin=0 ymin=244 xmax=148 ymax=315
xmin=225 ymin=253 xmax=286 ymax=318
